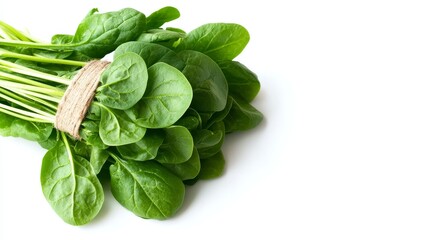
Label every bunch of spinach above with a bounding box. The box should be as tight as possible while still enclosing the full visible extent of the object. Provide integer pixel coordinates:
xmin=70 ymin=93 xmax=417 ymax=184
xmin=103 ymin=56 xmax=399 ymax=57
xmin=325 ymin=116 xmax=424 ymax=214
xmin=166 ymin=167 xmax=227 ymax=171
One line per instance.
xmin=0 ymin=6 xmax=263 ymax=225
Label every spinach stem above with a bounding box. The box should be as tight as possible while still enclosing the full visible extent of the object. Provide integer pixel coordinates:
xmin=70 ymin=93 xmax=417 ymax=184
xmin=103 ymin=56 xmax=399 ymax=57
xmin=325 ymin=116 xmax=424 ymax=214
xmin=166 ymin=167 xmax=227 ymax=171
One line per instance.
xmin=0 ymin=79 xmax=64 ymax=96
xmin=0 ymin=69 xmax=63 ymax=90
xmin=0 ymin=48 xmax=86 ymax=67
xmin=10 ymin=88 xmax=61 ymax=103
xmin=0 ymin=107 xmax=50 ymax=123
xmin=0 ymin=102 xmax=54 ymax=122
xmin=0 ymin=38 xmax=73 ymax=49
xmin=0 ymin=91 xmax=52 ymax=117
xmin=0 ymin=59 xmax=71 ymax=85
xmin=0 ymin=87 xmax=56 ymax=114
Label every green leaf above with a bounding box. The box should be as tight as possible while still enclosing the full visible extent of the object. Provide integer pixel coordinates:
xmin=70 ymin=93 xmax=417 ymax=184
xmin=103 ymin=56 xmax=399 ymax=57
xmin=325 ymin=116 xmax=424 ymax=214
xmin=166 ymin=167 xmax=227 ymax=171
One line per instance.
xmin=0 ymin=111 xmax=53 ymax=142
xmin=116 ymin=129 xmax=164 ymax=161
xmin=193 ymin=121 xmax=225 ymax=159
xmin=90 ymin=147 xmax=109 ymax=174
xmin=178 ymin=50 xmax=228 ymax=112
xmin=223 ymin=97 xmax=263 ymax=133
xmin=138 ymin=29 xmax=185 ymax=43
xmin=71 ymin=8 xmax=146 ymax=58
xmin=97 ymin=52 xmax=148 ymax=110
xmin=146 ymin=6 xmax=180 ymax=29
xmin=80 ymin=119 xmax=108 ymax=149
xmin=163 ymin=147 xmax=200 ymax=180
xmin=199 ymin=151 xmax=225 ymax=179
xmin=99 ymin=107 xmax=146 ymax=146
xmin=114 ymin=41 xmax=185 ymax=69
xmin=110 ymin=157 xmax=185 ymax=220
xmin=175 ymin=108 xmax=202 ymax=130
xmin=156 ymin=125 xmax=194 ymax=164
xmin=40 ymin=136 xmax=104 ymax=225
xmin=51 ymin=34 xmax=73 ymax=44
xmin=38 ymin=130 xmax=59 ymax=150
xmin=127 ymin=62 xmax=192 ymax=128
xmin=219 ymin=61 xmax=261 ymax=102
xmin=206 ymin=95 xmax=233 ymax=128
xmin=177 ymin=23 xmax=250 ymax=62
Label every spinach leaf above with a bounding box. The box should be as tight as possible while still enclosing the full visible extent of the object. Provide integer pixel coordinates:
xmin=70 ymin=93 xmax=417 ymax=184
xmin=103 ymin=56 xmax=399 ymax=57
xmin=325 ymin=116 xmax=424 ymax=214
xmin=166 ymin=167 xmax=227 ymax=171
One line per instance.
xmin=205 ymin=95 xmax=233 ymax=128
xmin=177 ymin=23 xmax=250 ymax=62
xmin=97 ymin=52 xmax=148 ymax=110
xmin=0 ymin=111 xmax=53 ymax=141
xmin=116 ymin=129 xmax=164 ymax=161
xmin=178 ymin=50 xmax=228 ymax=112
xmin=199 ymin=151 xmax=225 ymax=179
xmin=110 ymin=156 xmax=185 ymax=220
xmin=80 ymin=119 xmax=108 ymax=149
xmin=99 ymin=107 xmax=146 ymax=146
xmin=193 ymin=121 xmax=225 ymax=159
xmin=51 ymin=34 xmax=73 ymax=45
xmin=38 ymin=130 xmax=59 ymax=150
xmin=223 ymin=96 xmax=264 ymax=133
xmin=156 ymin=125 xmax=193 ymax=164
xmin=219 ymin=61 xmax=261 ymax=102
xmin=163 ymin=147 xmax=200 ymax=180
xmin=138 ymin=29 xmax=185 ymax=43
xmin=126 ymin=62 xmax=192 ymax=128
xmin=73 ymin=141 xmax=91 ymax=158
xmin=146 ymin=6 xmax=180 ymax=29
xmin=71 ymin=8 xmax=146 ymax=58
xmin=175 ymin=108 xmax=202 ymax=130
xmin=115 ymin=41 xmax=185 ymax=69
xmin=40 ymin=135 xmax=104 ymax=225
xmin=90 ymin=147 xmax=109 ymax=174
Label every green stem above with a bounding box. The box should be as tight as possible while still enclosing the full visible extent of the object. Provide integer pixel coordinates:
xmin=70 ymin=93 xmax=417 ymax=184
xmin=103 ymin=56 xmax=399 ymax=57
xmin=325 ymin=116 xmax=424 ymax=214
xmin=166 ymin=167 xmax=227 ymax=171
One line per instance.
xmin=0 ymin=87 xmax=56 ymax=113
xmin=0 ymin=38 xmax=76 ymax=50
xmin=0 ymin=102 xmax=54 ymax=122
xmin=0 ymin=79 xmax=64 ymax=96
xmin=11 ymin=88 xmax=61 ymax=103
xmin=0 ymin=91 xmax=52 ymax=117
xmin=0 ymin=107 xmax=50 ymax=123
xmin=0 ymin=69 xmax=64 ymax=91
xmin=0 ymin=48 xmax=86 ymax=67
xmin=0 ymin=59 xmax=71 ymax=85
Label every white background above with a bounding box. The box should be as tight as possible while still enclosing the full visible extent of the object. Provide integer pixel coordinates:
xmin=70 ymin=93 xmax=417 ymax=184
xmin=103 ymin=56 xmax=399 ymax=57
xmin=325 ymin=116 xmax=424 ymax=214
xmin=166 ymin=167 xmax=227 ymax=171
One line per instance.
xmin=1 ymin=0 xmax=429 ymax=239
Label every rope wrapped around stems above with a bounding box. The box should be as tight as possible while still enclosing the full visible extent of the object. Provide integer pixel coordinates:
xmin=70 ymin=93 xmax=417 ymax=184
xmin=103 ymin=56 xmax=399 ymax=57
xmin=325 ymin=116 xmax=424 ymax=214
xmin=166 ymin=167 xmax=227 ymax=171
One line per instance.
xmin=54 ymin=60 xmax=110 ymax=139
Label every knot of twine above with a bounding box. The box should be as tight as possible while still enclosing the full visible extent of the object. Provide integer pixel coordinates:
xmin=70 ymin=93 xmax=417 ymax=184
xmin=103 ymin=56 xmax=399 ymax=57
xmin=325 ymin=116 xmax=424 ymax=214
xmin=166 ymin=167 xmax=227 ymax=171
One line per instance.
xmin=54 ymin=60 xmax=110 ymax=139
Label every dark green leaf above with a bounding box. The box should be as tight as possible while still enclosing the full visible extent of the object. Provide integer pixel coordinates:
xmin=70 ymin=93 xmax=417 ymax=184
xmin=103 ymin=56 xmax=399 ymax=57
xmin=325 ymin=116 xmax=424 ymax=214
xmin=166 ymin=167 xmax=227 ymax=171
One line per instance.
xmin=97 ymin=52 xmax=148 ymax=110
xmin=199 ymin=151 xmax=225 ymax=179
xmin=175 ymin=108 xmax=201 ymax=130
xmin=178 ymin=50 xmax=228 ymax=112
xmin=193 ymin=121 xmax=225 ymax=159
xmin=138 ymin=29 xmax=185 ymax=43
xmin=127 ymin=62 xmax=192 ymax=128
xmin=224 ymin=97 xmax=263 ymax=133
xmin=40 ymin=137 xmax=104 ymax=225
xmin=156 ymin=125 xmax=193 ymax=164
xmin=219 ymin=61 xmax=260 ymax=102
xmin=80 ymin=119 xmax=108 ymax=149
xmin=146 ymin=6 xmax=180 ymax=29
xmin=0 ymin=111 xmax=52 ymax=142
xmin=163 ymin=147 xmax=200 ymax=180
xmin=71 ymin=8 xmax=146 ymax=58
xmin=177 ymin=23 xmax=249 ymax=62
xmin=116 ymin=129 xmax=164 ymax=161
xmin=110 ymin=157 xmax=185 ymax=220
xmin=90 ymin=147 xmax=109 ymax=174
xmin=115 ymin=41 xmax=185 ymax=69
xmin=38 ymin=129 xmax=59 ymax=150
xmin=99 ymin=107 xmax=146 ymax=146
